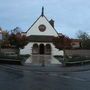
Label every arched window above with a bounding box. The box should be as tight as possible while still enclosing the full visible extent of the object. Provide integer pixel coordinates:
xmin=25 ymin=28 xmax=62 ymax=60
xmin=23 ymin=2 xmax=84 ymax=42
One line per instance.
xmin=45 ymin=44 xmax=51 ymax=54
xmin=32 ymin=44 xmax=39 ymax=54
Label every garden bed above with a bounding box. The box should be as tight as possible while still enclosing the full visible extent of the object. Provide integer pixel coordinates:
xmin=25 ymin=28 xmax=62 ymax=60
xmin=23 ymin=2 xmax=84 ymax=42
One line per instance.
xmin=64 ymin=55 xmax=90 ymax=66
xmin=0 ymin=54 xmax=30 ymax=65
xmin=0 ymin=58 xmax=21 ymax=65
xmin=54 ymin=55 xmax=90 ymax=66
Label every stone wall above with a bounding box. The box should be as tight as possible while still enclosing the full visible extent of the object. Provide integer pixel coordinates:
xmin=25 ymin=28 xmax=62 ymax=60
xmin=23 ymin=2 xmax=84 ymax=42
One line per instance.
xmin=65 ymin=50 xmax=90 ymax=56
xmin=1 ymin=48 xmax=17 ymax=54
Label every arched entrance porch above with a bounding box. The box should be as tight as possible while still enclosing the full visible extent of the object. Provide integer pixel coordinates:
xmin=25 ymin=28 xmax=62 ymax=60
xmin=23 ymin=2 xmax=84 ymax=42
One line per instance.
xmin=32 ymin=44 xmax=39 ymax=54
xmin=45 ymin=44 xmax=51 ymax=55
xmin=32 ymin=43 xmax=51 ymax=55
xmin=39 ymin=44 xmax=45 ymax=54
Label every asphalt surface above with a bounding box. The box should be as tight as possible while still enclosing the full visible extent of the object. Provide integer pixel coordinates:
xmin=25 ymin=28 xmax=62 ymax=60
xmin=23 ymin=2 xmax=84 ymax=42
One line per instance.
xmin=0 ymin=64 xmax=90 ymax=90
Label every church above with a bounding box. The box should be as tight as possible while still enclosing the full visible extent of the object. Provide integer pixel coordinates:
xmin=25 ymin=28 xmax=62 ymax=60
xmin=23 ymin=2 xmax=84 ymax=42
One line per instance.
xmin=20 ymin=7 xmax=63 ymax=56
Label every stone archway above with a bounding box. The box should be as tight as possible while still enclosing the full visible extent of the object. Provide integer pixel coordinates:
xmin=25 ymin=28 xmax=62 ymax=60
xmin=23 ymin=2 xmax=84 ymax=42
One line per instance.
xmin=39 ymin=44 xmax=45 ymax=54
xmin=32 ymin=44 xmax=39 ymax=54
xmin=45 ymin=44 xmax=51 ymax=55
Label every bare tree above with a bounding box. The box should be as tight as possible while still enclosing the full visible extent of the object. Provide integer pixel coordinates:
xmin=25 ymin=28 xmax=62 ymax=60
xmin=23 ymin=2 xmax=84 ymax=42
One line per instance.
xmin=77 ymin=30 xmax=90 ymax=49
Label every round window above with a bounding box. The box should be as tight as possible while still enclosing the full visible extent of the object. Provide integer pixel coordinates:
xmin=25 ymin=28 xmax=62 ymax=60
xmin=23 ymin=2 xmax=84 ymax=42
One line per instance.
xmin=38 ymin=24 xmax=46 ymax=32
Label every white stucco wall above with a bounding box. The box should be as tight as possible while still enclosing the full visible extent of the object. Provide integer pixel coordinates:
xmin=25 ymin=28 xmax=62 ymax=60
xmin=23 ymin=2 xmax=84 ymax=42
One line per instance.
xmin=20 ymin=43 xmax=33 ymax=55
xmin=51 ymin=43 xmax=64 ymax=56
xmin=26 ymin=16 xmax=58 ymax=37
xmin=20 ymin=15 xmax=63 ymax=56
xmin=20 ymin=42 xmax=64 ymax=56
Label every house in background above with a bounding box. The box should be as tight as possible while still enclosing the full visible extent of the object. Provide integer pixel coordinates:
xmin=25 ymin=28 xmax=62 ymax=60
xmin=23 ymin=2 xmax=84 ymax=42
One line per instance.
xmin=71 ymin=39 xmax=81 ymax=49
xmin=20 ymin=7 xmax=63 ymax=56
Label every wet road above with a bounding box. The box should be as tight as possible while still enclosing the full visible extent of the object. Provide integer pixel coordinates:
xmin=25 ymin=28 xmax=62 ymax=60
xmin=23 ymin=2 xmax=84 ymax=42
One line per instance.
xmin=0 ymin=64 xmax=90 ymax=90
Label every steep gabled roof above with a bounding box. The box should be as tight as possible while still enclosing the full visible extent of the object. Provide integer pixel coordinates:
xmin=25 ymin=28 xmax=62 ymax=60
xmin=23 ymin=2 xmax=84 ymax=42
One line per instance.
xmin=26 ymin=15 xmax=41 ymax=33
xmin=26 ymin=7 xmax=59 ymax=37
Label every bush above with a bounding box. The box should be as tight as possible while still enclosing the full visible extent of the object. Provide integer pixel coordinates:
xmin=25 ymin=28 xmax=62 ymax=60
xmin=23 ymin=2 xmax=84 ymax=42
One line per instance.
xmin=0 ymin=53 xmax=30 ymax=60
xmin=65 ymin=55 xmax=90 ymax=62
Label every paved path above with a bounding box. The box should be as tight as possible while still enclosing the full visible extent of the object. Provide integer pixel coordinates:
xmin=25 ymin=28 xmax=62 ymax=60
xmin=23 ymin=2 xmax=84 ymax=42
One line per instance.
xmin=1 ymin=63 xmax=90 ymax=73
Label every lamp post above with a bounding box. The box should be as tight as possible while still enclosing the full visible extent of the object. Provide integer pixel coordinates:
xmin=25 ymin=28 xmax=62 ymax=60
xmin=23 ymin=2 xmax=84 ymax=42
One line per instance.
xmin=62 ymin=35 xmax=66 ymax=66
xmin=0 ymin=30 xmax=2 ymax=53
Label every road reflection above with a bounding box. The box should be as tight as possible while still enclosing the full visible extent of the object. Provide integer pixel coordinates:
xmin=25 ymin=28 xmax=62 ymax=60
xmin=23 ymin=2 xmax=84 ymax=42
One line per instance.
xmin=25 ymin=55 xmax=61 ymax=65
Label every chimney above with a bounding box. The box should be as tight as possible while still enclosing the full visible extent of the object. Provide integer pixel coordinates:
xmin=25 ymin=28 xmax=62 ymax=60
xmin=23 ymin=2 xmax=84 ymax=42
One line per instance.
xmin=49 ymin=19 xmax=54 ymax=28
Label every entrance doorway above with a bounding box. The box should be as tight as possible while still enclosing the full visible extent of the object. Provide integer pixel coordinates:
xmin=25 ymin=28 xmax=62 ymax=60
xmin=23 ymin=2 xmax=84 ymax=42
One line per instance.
xmin=39 ymin=44 xmax=45 ymax=54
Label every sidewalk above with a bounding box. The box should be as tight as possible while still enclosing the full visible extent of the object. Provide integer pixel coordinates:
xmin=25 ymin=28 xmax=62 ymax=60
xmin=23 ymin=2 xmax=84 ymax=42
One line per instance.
xmin=1 ymin=62 xmax=90 ymax=73
xmin=20 ymin=64 xmax=90 ymax=72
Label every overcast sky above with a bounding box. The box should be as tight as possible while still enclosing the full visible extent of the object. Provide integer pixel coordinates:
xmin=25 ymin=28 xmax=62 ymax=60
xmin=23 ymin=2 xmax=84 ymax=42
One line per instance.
xmin=0 ymin=0 xmax=90 ymax=38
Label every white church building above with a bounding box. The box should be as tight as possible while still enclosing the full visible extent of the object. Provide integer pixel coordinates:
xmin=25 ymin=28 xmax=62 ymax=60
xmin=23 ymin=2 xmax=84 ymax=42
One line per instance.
xmin=20 ymin=7 xmax=63 ymax=56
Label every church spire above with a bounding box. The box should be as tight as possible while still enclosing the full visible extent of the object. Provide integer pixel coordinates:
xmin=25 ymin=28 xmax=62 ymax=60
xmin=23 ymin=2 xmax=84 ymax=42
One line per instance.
xmin=41 ymin=6 xmax=44 ymax=16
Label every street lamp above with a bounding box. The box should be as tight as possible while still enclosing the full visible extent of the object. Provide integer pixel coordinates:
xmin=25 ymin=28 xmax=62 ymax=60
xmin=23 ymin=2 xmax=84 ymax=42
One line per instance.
xmin=0 ymin=30 xmax=2 ymax=53
xmin=62 ymin=35 xmax=66 ymax=66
